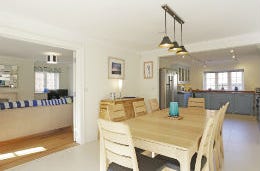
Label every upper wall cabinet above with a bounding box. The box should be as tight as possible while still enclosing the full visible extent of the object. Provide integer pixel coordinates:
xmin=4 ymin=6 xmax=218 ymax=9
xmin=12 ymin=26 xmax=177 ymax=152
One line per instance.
xmin=0 ymin=64 xmax=18 ymax=88
xmin=177 ymin=65 xmax=190 ymax=84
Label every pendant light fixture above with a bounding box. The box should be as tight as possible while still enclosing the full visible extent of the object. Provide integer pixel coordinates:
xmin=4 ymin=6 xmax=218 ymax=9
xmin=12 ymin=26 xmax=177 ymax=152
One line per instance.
xmin=159 ymin=8 xmax=173 ymax=48
xmin=177 ymin=23 xmax=188 ymax=55
xmin=168 ymin=18 xmax=182 ymax=52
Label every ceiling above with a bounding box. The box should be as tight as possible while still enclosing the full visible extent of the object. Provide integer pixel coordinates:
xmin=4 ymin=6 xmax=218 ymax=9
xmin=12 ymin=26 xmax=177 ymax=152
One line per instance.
xmin=0 ymin=0 xmax=260 ymax=51
xmin=0 ymin=36 xmax=73 ymax=63
xmin=160 ymin=44 xmax=260 ymax=66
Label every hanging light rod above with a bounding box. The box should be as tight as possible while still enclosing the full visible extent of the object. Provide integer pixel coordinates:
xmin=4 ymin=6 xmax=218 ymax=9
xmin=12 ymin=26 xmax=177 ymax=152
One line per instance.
xmin=161 ymin=4 xmax=184 ymax=25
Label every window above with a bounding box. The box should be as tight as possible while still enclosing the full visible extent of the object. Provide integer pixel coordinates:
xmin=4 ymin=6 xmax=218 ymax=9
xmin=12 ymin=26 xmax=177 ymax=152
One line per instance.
xmin=35 ymin=72 xmax=59 ymax=92
xmin=204 ymin=70 xmax=244 ymax=91
xmin=205 ymin=73 xmax=216 ymax=90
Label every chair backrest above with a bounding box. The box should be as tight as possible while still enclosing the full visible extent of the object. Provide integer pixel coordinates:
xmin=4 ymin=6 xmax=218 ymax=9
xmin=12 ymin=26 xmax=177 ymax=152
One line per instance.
xmin=216 ymin=102 xmax=229 ymax=137
xmin=133 ymin=101 xmax=147 ymax=117
xmin=149 ymin=98 xmax=160 ymax=112
xmin=98 ymin=119 xmax=139 ymax=171
xmin=107 ymin=104 xmax=126 ymax=122
xmin=194 ymin=108 xmax=223 ymax=171
xmin=188 ymin=97 xmax=205 ymax=109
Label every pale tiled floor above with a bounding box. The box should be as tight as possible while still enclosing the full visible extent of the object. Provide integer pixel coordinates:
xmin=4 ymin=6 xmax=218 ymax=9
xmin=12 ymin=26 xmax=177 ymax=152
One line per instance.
xmin=7 ymin=115 xmax=260 ymax=171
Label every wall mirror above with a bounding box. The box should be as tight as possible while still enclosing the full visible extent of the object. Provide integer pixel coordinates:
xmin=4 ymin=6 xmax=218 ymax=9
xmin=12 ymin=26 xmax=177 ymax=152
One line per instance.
xmin=0 ymin=64 xmax=18 ymax=88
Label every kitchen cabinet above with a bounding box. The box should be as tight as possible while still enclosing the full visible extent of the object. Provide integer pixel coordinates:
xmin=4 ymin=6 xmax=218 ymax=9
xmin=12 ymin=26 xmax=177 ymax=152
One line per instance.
xmin=177 ymin=92 xmax=192 ymax=107
xmin=175 ymin=65 xmax=190 ymax=84
xmin=234 ymin=93 xmax=254 ymax=114
xmin=193 ymin=91 xmax=255 ymax=115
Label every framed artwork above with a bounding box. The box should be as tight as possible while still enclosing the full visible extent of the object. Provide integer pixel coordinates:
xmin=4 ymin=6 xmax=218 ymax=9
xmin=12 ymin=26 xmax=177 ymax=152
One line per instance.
xmin=108 ymin=57 xmax=125 ymax=79
xmin=144 ymin=61 xmax=153 ymax=79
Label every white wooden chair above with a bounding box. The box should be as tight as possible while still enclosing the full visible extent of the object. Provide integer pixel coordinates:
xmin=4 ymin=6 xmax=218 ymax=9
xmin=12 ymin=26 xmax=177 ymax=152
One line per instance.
xmin=133 ymin=101 xmax=147 ymax=117
xmin=188 ymin=97 xmax=205 ymax=109
xmin=149 ymin=98 xmax=160 ymax=112
xmin=214 ymin=102 xmax=229 ymax=171
xmin=98 ymin=118 xmax=139 ymax=171
xmin=107 ymin=104 xmax=127 ymax=122
xmin=160 ymin=110 xmax=221 ymax=171
xmin=98 ymin=119 xmax=167 ymax=171
xmin=133 ymin=100 xmax=159 ymax=158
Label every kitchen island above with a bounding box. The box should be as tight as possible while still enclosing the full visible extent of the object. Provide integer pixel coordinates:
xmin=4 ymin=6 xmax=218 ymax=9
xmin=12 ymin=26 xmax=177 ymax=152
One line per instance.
xmin=192 ymin=90 xmax=255 ymax=115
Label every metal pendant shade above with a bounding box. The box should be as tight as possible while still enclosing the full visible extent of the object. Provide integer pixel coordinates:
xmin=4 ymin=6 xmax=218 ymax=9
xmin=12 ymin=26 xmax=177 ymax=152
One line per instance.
xmin=176 ymin=45 xmax=188 ymax=55
xmin=168 ymin=41 xmax=182 ymax=52
xmin=159 ymin=36 xmax=173 ymax=48
xmin=159 ymin=8 xmax=173 ymax=48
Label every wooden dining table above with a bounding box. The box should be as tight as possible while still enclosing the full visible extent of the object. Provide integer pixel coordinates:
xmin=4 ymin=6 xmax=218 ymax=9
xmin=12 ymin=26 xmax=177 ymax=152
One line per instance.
xmin=124 ymin=107 xmax=218 ymax=171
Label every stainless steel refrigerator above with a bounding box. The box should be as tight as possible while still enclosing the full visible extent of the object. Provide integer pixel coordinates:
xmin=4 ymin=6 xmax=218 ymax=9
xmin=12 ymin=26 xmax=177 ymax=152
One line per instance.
xmin=159 ymin=68 xmax=178 ymax=109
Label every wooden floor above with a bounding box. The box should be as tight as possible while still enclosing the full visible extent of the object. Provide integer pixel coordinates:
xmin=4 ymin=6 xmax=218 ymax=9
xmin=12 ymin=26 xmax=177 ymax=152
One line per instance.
xmin=0 ymin=127 xmax=77 ymax=170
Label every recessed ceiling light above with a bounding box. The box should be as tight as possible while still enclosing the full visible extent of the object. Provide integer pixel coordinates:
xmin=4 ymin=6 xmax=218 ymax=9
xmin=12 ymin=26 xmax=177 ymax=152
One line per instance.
xmin=232 ymin=55 xmax=236 ymax=59
xmin=230 ymin=49 xmax=234 ymax=53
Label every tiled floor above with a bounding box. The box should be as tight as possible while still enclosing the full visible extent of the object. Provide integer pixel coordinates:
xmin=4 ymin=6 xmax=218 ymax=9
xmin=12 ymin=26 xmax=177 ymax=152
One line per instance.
xmin=6 ymin=115 xmax=260 ymax=171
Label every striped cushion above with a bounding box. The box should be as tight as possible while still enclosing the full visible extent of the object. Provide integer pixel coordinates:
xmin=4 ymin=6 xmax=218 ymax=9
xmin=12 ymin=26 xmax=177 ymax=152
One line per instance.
xmin=0 ymin=97 xmax=73 ymax=110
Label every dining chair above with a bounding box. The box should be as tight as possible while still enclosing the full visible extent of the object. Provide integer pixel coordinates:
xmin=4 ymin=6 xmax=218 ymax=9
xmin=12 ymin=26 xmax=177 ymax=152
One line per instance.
xmin=159 ymin=110 xmax=221 ymax=171
xmin=214 ymin=102 xmax=229 ymax=171
xmin=98 ymin=119 xmax=167 ymax=171
xmin=188 ymin=97 xmax=205 ymax=109
xmin=133 ymin=100 xmax=159 ymax=158
xmin=133 ymin=101 xmax=147 ymax=117
xmin=149 ymin=98 xmax=160 ymax=112
xmin=107 ymin=104 xmax=127 ymax=122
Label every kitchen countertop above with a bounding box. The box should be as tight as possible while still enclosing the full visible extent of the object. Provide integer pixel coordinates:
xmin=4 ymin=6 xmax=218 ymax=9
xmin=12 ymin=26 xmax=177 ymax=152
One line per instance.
xmin=192 ymin=90 xmax=255 ymax=94
xmin=177 ymin=91 xmax=192 ymax=94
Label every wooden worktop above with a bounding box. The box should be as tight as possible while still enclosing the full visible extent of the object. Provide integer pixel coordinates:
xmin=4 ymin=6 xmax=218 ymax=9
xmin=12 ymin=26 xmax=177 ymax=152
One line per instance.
xmin=100 ymin=97 xmax=144 ymax=102
xmin=192 ymin=90 xmax=255 ymax=94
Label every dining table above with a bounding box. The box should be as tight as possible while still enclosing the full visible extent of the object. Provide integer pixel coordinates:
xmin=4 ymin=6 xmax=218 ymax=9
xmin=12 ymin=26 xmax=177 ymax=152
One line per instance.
xmin=124 ymin=107 xmax=218 ymax=171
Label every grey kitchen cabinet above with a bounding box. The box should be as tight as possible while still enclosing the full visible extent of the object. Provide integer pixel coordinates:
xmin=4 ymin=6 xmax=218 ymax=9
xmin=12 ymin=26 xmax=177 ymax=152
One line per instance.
xmin=233 ymin=93 xmax=254 ymax=114
xmin=193 ymin=92 xmax=255 ymax=115
xmin=207 ymin=93 xmax=234 ymax=113
xmin=177 ymin=92 xmax=192 ymax=107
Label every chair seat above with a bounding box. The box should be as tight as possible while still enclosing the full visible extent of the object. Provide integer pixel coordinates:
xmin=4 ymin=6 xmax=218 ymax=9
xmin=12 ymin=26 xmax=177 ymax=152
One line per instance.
xmin=156 ymin=153 xmax=207 ymax=171
xmin=108 ymin=149 xmax=167 ymax=171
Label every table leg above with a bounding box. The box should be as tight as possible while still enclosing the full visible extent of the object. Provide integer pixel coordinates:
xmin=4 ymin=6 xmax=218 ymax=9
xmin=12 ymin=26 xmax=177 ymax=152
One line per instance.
xmin=180 ymin=153 xmax=191 ymax=171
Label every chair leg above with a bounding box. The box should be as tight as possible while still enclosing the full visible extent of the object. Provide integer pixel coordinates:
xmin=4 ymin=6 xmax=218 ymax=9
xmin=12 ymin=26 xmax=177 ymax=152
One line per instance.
xmin=214 ymin=146 xmax=221 ymax=171
xmin=209 ymin=150 xmax=214 ymax=171
xmin=220 ymin=135 xmax=224 ymax=158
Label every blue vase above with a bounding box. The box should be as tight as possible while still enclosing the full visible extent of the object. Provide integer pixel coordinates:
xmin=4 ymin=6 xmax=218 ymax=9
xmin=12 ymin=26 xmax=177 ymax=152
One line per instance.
xmin=169 ymin=102 xmax=179 ymax=117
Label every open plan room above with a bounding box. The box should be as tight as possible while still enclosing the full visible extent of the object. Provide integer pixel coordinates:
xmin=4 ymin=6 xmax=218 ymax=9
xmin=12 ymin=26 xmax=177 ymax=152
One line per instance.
xmin=0 ymin=1 xmax=260 ymax=171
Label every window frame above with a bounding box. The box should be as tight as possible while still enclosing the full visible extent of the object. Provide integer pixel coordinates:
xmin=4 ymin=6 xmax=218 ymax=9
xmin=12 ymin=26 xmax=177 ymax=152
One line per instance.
xmin=203 ymin=69 xmax=244 ymax=91
xmin=35 ymin=71 xmax=60 ymax=93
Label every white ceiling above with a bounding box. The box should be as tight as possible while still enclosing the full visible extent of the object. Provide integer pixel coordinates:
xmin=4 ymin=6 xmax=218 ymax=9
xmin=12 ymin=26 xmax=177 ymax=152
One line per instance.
xmin=0 ymin=36 xmax=73 ymax=63
xmin=0 ymin=0 xmax=260 ymax=51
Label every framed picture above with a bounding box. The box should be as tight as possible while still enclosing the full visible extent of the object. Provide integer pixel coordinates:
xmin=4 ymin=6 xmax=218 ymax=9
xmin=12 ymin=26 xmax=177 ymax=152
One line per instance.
xmin=144 ymin=61 xmax=153 ymax=79
xmin=108 ymin=57 xmax=125 ymax=79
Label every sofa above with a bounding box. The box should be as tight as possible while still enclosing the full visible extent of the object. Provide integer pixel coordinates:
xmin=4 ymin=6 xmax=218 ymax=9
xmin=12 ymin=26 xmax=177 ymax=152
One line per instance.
xmin=0 ymin=97 xmax=73 ymax=142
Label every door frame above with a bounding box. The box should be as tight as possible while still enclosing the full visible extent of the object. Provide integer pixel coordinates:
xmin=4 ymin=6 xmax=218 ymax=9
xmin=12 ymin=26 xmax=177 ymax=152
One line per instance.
xmin=0 ymin=28 xmax=86 ymax=144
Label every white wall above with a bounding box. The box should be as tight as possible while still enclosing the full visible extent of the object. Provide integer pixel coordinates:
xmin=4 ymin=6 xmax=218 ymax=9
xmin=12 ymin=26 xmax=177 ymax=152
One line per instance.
xmin=139 ymin=51 xmax=161 ymax=112
xmin=84 ymin=39 xmax=140 ymax=141
xmin=0 ymin=55 xmax=34 ymax=100
xmin=190 ymin=55 xmax=260 ymax=91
